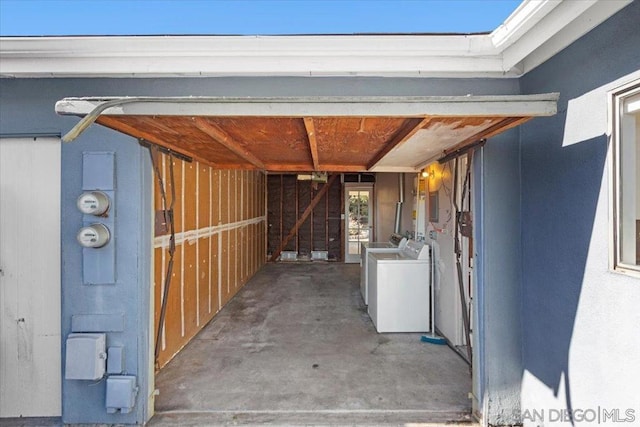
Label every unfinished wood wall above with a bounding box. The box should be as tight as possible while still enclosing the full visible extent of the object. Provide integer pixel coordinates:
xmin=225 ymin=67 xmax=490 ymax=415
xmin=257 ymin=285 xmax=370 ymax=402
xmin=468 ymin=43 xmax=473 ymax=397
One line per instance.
xmin=153 ymin=155 xmax=266 ymax=368
xmin=267 ymin=175 xmax=342 ymax=261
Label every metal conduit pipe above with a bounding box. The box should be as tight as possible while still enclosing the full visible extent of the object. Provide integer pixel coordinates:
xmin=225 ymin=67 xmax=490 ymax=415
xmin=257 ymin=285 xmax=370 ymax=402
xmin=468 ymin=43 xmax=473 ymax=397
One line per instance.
xmin=394 ymin=172 xmax=404 ymax=234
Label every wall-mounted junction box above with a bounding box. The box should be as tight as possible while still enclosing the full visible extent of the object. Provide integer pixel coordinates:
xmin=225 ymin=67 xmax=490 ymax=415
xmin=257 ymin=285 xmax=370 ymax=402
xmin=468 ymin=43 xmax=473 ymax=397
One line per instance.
xmin=107 ymin=346 xmax=125 ymax=374
xmin=106 ymin=375 xmax=138 ymax=414
xmin=65 ymin=333 xmax=106 ymax=380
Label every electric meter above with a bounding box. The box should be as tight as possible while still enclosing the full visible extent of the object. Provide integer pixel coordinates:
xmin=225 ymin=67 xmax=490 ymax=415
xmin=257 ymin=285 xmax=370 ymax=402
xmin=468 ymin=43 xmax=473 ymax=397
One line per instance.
xmin=77 ymin=224 xmax=111 ymax=248
xmin=77 ymin=191 xmax=110 ymax=216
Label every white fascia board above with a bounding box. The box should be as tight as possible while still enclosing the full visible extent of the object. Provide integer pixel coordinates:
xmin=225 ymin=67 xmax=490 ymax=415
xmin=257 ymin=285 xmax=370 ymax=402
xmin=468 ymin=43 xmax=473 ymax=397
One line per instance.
xmin=0 ymin=0 xmax=628 ymax=79
xmin=0 ymin=34 xmax=506 ymax=78
xmin=501 ymin=0 xmax=631 ymax=72
xmin=520 ymin=0 xmax=634 ymax=74
xmin=0 ymin=54 xmax=511 ymax=79
xmin=1 ymin=34 xmax=493 ymax=56
xmin=490 ymin=0 xmax=561 ymax=50
xmin=55 ymin=94 xmax=559 ymax=119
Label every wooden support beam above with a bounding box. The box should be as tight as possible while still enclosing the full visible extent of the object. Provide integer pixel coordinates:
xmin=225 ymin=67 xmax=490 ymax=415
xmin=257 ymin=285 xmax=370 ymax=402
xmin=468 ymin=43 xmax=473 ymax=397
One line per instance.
xmin=303 ymin=117 xmax=320 ymax=171
xmin=193 ymin=118 xmax=266 ymax=170
xmin=270 ymin=174 xmax=338 ymax=262
xmin=367 ymin=117 xmax=431 ymax=170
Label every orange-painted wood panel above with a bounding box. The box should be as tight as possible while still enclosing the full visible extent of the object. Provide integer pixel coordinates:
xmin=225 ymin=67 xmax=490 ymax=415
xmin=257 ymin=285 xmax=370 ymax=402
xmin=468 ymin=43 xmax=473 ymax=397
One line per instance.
xmin=238 ymin=227 xmax=245 ymax=286
xmin=230 ymin=228 xmax=237 ymax=294
xmin=230 ymin=170 xmax=237 ymax=224
xmin=210 ymin=233 xmax=220 ymax=315
xmin=160 ymin=244 xmax=185 ymax=365
xmin=220 ymin=171 xmax=229 ymax=224
xmin=171 ymin=159 xmax=184 ymax=234
xmin=199 ymin=236 xmax=211 ymax=325
xmin=247 ymin=172 xmax=256 ymax=219
xmin=183 ymin=241 xmax=198 ymax=333
xmin=212 ymin=170 xmax=220 ymax=225
xmin=243 ymin=171 xmax=247 ymax=221
xmin=220 ymin=230 xmax=230 ymax=306
xmin=183 ymin=162 xmax=197 ymax=231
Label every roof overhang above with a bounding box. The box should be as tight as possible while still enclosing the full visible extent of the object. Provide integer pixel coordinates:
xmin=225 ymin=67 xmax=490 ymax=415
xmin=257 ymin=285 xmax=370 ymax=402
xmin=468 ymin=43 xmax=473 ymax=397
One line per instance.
xmin=0 ymin=0 xmax=632 ymax=78
xmin=56 ymin=94 xmax=559 ymax=172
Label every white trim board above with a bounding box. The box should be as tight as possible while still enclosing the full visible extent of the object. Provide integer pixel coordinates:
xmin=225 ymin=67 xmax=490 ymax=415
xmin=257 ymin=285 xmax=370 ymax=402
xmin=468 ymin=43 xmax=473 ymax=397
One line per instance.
xmin=56 ymin=94 xmax=559 ymax=118
xmin=0 ymin=1 xmax=632 ymax=79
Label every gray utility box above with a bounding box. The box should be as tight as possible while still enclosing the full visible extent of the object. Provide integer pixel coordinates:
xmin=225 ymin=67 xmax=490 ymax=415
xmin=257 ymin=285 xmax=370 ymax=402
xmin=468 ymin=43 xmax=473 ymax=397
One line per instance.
xmin=106 ymin=375 xmax=138 ymax=414
xmin=65 ymin=333 xmax=107 ymax=380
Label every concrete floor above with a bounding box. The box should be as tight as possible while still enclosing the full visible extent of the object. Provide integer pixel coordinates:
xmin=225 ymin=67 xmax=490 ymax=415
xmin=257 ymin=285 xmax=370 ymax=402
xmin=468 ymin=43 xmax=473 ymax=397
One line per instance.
xmin=150 ymin=263 xmax=472 ymax=426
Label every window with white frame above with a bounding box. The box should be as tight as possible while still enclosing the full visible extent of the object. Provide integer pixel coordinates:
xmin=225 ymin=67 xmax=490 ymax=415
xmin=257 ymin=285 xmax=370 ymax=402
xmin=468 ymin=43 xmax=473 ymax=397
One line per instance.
xmin=612 ymin=80 xmax=640 ymax=273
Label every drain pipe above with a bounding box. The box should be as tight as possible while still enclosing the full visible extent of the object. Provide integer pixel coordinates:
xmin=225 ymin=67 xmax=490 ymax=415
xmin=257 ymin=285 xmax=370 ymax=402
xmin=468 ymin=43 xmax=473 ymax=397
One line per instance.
xmin=394 ymin=173 xmax=404 ymax=234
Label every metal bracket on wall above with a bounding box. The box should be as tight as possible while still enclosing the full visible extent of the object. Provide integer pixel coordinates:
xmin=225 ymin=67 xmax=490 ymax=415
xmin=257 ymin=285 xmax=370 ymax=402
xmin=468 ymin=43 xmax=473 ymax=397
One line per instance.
xmin=438 ymin=138 xmax=486 ymax=164
xmin=138 ymin=139 xmax=193 ymax=163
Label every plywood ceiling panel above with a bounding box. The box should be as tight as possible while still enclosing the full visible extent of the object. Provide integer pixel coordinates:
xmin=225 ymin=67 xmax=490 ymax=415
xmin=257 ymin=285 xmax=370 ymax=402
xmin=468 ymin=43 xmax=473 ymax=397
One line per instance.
xmin=94 ymin=114 xmax=532 ymax=172
xmin=97 ymin=115 xmax=254 ymax=168
xmin=313 ymin=117 xmax=409 ymax=166
xmin=372 ymin=117 xmax=505 ymax=170
xmin=202 ymin=117 xmax=312 ymax=167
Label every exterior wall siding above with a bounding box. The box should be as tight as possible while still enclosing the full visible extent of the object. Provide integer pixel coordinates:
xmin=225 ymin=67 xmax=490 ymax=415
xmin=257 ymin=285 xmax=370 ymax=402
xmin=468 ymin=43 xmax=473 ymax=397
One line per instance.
xmin=475 ymin=130 xmax=523 ymax=425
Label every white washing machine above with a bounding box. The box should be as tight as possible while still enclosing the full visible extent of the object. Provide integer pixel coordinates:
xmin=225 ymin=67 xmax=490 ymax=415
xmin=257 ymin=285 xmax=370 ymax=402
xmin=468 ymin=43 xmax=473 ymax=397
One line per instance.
xmin=367 ymin=240 xmax=430 ymax=333
xmin=360 ymin=234 xmax=407 ymax=305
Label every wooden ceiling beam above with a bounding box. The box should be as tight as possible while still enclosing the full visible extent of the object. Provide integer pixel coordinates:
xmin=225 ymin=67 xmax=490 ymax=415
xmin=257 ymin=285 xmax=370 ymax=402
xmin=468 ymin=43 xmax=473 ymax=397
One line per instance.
xmin=366 ymin=117 xmax=432 ymax=170
xmin=142 ymin=116 xmax=183 ymax=136
xmin=303 ymin=117 xmax=320 ymax=171
xmin=193 ymin=118 xmax=266 ymax=170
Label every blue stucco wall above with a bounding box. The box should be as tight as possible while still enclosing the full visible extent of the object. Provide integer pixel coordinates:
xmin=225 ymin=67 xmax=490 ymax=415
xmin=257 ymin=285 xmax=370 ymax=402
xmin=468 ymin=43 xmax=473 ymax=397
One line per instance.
xmin=60 ymin=130 xmax=152 ymax=424
xmin=0 ymin=81 xmax=153 ymax=424
xmin=519 ymin=1 xmax=640 ymax=422
xmin=473 ymin=128 xmax=524 ymax=425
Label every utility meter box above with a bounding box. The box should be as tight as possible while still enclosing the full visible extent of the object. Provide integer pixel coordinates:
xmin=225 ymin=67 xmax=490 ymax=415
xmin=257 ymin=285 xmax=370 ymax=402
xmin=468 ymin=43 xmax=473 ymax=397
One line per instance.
xmin=65 ymin=333 xmax=106 ymax=380
xmin=106 ymin=375 xmax=138 ymax=414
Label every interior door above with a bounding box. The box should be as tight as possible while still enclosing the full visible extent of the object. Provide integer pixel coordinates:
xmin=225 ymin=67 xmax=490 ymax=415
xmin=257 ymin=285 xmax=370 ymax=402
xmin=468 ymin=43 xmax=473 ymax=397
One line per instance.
xmin=344 ymin=184 xmax=373 ymax=263
xmin=0 ymin=137 xmax=61 ymax=417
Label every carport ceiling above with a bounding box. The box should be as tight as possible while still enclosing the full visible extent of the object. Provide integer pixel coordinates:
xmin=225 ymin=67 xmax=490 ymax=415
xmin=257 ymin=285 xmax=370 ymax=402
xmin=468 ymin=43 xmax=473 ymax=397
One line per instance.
xmin=56 ymin=95 xmax=558 ymax=172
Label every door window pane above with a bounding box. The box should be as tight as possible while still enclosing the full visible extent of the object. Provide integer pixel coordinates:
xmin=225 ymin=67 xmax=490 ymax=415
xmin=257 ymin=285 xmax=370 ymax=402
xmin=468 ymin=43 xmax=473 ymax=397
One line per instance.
xmin=348 ymin=190 xmax=370 ymax=255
